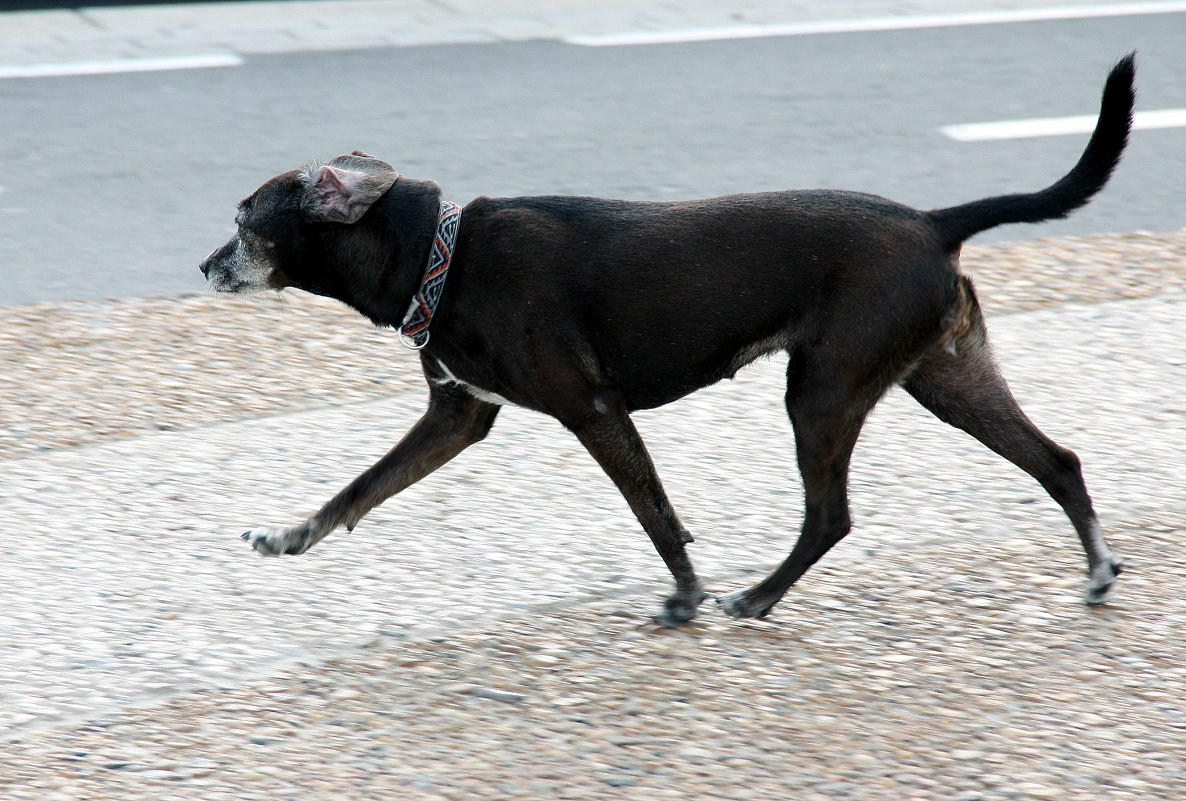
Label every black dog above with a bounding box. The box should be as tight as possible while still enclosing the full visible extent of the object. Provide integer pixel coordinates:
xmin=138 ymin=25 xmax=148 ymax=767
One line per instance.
xmin=201 ymin=56 xmax=1133 ymax=625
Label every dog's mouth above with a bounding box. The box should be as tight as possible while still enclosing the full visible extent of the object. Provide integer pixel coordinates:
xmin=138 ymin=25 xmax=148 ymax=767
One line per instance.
xmin=209 ymin=277 xmax=267 ymax=295
xmin=201 ymin=239 xmax=289 ymax=296
xmin=201 ymin=261 xmax=266 ymax=295
xmin=207 ymin=270 xmax=290 ymax=296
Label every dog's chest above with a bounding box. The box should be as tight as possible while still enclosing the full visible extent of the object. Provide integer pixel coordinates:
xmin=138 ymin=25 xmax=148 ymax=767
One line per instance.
xmin=430 ymin=358 xmax=515 ymax=407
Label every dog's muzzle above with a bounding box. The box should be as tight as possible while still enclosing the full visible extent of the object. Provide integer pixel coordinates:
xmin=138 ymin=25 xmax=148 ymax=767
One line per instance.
xmin=200 ymin=235 xmax=275 ymax=294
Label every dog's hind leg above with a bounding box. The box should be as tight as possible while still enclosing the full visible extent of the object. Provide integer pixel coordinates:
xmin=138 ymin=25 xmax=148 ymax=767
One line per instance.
xmin=242 ymin=383 xmax=500 ymax=557
xmin=565 ymin=393 xmax=705 ymax=626
xmin=717 ymin=372 xmax=872 ymax=619
xmin=900 ymin=279 xmax=1121 ymax=604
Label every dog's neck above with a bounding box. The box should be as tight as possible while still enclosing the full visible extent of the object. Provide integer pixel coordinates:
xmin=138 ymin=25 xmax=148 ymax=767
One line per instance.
xmin=397 ymin=200 xmax=462 ymax=349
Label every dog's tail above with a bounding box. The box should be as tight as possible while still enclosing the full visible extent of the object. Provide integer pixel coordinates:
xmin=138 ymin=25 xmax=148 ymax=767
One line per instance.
xmin=927 ymin=53 xmax=1135 ymax=251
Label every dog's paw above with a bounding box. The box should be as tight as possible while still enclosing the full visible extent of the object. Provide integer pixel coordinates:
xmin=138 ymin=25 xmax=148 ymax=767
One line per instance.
xmin=715 ymin=588 xmax=776 ymax=620
xmin=241 ymin=523 xmax=313 ymax=557
xmin=1084 ymin=558 xmax=1123 ymax=605
xmin=655 ymin=585 xmax=708 ymax=627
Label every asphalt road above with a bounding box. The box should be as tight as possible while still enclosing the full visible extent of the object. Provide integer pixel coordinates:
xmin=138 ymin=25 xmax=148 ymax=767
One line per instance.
xmin=0 ymin=12 xmax=1184 ymax=305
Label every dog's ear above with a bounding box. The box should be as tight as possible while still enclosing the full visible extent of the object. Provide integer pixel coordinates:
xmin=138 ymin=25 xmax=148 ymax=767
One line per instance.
xmin=302 ymin=154 xmax=399 ymax=224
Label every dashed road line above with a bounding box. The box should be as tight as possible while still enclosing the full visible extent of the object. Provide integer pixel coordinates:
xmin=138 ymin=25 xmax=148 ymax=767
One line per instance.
xmin=941 ymin=108 xmax=1186 ymax=140
xmin=0 ymin=53 xmax=243 ymax=80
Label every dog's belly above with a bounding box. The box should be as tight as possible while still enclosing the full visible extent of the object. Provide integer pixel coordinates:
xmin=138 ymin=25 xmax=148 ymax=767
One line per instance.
xmin=614 ymin=332 xmax=791 ymax=411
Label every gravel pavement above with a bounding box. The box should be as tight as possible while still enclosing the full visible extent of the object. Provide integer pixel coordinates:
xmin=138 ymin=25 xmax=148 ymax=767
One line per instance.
xmin=1 ymin=230 xmax=1185 ymax=798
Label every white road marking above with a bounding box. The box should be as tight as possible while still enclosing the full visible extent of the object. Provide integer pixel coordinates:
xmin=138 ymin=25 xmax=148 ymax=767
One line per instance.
xmin=941 ymin=108 xmax=1186 ymax=141
xmin=564 ymin=1 xmax=1186 ymax=46
xmin=0 ymin=54 xmax=243 ymax=80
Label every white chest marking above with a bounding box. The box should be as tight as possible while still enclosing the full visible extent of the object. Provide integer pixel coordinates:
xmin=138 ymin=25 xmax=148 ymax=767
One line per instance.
xmin=433 ymin=359 xmax=515 ymax=407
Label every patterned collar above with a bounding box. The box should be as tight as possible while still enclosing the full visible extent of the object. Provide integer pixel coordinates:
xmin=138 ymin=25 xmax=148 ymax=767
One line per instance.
xmin=399 ymin=200 xmax=461 ymax=349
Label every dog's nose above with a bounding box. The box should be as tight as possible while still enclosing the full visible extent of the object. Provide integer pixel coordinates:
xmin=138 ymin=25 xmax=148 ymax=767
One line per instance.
xmin=200 ymin=245 xmax=221 ymax=278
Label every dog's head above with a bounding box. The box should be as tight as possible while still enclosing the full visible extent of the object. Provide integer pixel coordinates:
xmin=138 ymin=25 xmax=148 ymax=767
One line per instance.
xmin=200 ymin=152 xmax=442 ymax=324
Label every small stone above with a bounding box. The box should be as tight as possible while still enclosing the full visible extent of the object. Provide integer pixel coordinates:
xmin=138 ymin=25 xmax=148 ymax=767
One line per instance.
xmin=468 ymin=687 xmax=526 ymax=703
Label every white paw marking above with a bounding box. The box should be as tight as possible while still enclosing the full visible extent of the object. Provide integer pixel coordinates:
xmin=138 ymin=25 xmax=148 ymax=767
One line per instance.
xmin=242 ymin=527 xmax=302 ymax=556
xmin=715 ymin=589 xmax=751 ymax=619
xmin=1082 ymin=521 xmax=1120 ymax=605
xmin=1084 ymin=560 xmax=1121 ymax=605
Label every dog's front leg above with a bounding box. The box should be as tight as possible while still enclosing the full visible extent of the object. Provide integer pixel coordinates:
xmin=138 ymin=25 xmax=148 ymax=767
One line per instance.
xmin=242 ymin=385 xmax=500 ymax=556
xmin=567 ymin=395 xmax=705 ymax=626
